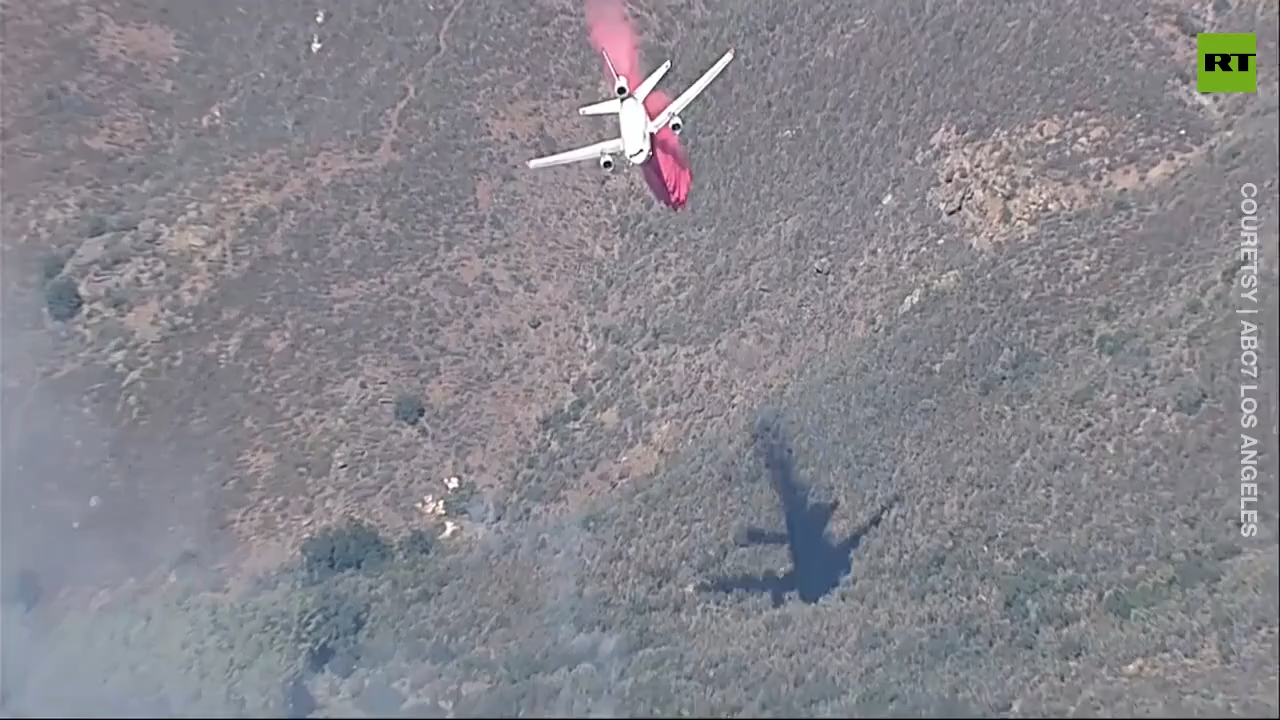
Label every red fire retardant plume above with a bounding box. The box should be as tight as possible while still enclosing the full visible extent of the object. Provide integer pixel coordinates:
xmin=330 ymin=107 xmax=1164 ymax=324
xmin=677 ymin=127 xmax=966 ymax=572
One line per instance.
xmin=584 ymin=0 xmax=692 ymax=210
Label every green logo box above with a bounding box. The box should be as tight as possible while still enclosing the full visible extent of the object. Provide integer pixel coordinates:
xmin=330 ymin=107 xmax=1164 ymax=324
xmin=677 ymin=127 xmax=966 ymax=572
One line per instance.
xmin=1198 ymin=33 xmax=1258 ymax=93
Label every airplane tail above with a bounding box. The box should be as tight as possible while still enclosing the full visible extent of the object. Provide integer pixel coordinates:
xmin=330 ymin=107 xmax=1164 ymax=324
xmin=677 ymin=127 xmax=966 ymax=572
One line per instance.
xmin=633 ymin=60 xmax=671 ymax=102
xmin=602 ymin=49 xmax=620 ymax=83
xmin=578 ymin=98 xmax=623 ymax=116
xmin=580 ymin=59 xmax=669 ymax=115
xmin=602 ymin=50 xmax=630 ymax=97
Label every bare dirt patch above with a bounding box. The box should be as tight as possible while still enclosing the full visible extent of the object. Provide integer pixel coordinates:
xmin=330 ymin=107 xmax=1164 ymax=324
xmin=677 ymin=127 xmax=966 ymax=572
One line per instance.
xmin=78 ymin=6 xmax=183 ymax=90
xmin=924 ymin=113 xmax=1206 ymax=251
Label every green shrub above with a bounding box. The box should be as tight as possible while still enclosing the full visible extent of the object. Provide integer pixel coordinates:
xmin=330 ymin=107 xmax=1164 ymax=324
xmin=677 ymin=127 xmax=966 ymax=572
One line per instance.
xmin=299 ymin=520 xmax=392 ymax=583
xmin=44 ymin=277 xmax=83 ymax=321
xmin=393 ymin=394 xmax=425 ymax=426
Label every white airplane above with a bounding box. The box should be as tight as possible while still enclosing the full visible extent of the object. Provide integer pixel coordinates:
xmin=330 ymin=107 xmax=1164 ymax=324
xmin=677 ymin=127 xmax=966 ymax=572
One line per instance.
xmin=525 ymin=47 xmax=735 ymax=172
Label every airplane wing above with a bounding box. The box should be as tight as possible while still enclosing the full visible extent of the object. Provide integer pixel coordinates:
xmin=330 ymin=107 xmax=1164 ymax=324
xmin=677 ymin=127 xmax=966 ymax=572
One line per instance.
xmin=526 ymin=137 xmax=624 ymax=169
xmin=648 ymin=48 xmax=735 ymax=133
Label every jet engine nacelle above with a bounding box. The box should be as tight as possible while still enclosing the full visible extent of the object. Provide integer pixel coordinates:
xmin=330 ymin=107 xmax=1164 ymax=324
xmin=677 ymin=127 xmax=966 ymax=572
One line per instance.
xmin=669 ymin=115 xmax=684 ymax=135
xmin=614 ymin=77 xmax=630 ymax=98
xmin=599 ymin=154 xmax=615 ymax=172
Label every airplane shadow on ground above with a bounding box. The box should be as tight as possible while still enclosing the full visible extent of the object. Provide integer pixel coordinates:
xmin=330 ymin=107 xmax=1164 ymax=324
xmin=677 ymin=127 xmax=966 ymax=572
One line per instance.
xmin=703 ymin=417 xmax=898 ymax=608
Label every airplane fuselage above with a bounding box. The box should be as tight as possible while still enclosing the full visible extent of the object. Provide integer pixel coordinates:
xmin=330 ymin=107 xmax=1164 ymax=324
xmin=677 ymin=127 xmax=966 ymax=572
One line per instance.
xmin=618 ymin=96 xmax=652 ymax=166
xmin=523 ymin=47 xmax=733 ymax=173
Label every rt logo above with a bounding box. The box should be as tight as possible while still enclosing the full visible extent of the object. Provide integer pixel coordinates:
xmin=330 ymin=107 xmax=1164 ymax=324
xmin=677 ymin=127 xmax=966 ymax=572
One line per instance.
xmin=1197 ymin=33 xmax=1257 ymax=93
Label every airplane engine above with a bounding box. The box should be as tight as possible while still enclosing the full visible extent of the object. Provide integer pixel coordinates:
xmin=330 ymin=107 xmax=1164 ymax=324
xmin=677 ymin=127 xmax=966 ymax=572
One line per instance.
xmin=598 ymin=154 xmax=615 ymax=172
xmin=614 ymin=78 xmax=630 ymax=98
xmin=669 ymin=115 xmax=684 ymax=135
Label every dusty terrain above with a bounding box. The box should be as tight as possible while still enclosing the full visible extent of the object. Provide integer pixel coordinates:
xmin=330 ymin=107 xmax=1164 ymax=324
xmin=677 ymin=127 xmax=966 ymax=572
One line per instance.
xmin=2 ymin=0 xmax=1279 ymax=716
